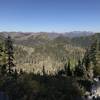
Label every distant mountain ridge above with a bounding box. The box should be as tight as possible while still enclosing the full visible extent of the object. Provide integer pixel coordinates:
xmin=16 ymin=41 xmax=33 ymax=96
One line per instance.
xmin=0 ymin=31 xmax=94 ymax=40
xmin=64 ymin=31 xmax=94 ymax=37
xmin=0 ymin=31 xmax=96 ymax=47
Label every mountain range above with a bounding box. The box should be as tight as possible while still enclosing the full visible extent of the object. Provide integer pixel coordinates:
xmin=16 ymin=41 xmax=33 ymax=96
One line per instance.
xmin=0 ymin=31 xmax=99 ymax=74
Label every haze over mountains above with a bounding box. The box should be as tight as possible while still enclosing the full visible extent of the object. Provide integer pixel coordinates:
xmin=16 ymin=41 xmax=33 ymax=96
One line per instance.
xmin=0 ymin=31 xmax=94 ymax=39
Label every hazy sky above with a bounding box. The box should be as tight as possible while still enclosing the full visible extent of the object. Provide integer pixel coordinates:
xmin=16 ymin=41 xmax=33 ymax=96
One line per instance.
xmin=0 ymin=0 xmax=100 ymax=32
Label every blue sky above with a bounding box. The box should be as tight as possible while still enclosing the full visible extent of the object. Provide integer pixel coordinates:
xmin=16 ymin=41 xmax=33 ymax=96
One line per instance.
xmin=0 ymin=0 xmax=100 ymax=32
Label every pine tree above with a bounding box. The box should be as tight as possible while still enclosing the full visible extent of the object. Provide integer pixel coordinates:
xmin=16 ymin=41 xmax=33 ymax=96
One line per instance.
xmin=93 ymin=39 xmax=100 ymax=76
xmin=0 ymin=42 xmax=3 ymax=63
xmin=0 ymin=43 xmax=3 ymax=74
xmin=64 ymin=62 xmax=67 ymax=76
xmin=82 ymin=49 xmax=90 ymax=71
xmin=67 ymin=60 xmax=72 ymax=76
xmin=74 ymin=60 xmax=85 ymax=77
xmin=0 ymin=42 xmax=7 ymax=75
xmin=83 ymin=49 xmax=93 ymax=79
xmin=5 ymin=36 xmax=15 ymax=75
xmin=89 ymin=40 xmax=97 ymax=65
xmin=42 ymin=65 xmax=46 ymax=76
xmin=85 ymin=36 xmax=100 ymax=76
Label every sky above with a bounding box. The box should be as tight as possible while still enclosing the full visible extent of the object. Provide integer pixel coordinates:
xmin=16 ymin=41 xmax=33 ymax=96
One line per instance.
xmin=0 ymin=0 xmax=100 ymax=32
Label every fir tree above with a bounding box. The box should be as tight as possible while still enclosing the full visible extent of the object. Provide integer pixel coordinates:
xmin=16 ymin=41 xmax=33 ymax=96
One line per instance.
xmin=93 ymin=39 xmax=100 ymax=76
xmin=83 ymin=49 xmax=93 ymax=79
xmin=5 ymin=36 xmax=15 ymax=75
xmin=67 ymin=60 xmax=72 ymax=76
xmin=82 ymin=49 xmax=90 ymax=71
xmin=86 ymin=37 xmax=100 ymax=76
xmin=0 ymin=42 xmax=7 ymax=75
xmin=64 ymin=62 xmax=67 ymax=76
xmin=42 ymin=65 xmax=46 ymax=76
xmin=74 ymin=60 xmax=85 ymax=77
xmin=0 ymin=42 xmax=3 ymax=62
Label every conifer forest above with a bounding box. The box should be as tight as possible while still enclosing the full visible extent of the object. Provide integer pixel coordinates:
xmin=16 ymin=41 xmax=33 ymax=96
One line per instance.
xmin=0 ymin=32 xmax=100 ymax=100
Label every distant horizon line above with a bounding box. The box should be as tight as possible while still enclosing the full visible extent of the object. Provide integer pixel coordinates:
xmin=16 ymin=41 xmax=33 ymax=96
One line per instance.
xmin=0 ymin=31 xmax=99 ymax=33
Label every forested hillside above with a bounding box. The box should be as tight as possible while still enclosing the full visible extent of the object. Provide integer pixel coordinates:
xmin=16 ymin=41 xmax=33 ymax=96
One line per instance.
xmin=0 ymin=32 xmax=100 ymax=100
xmin=0 ymin=32 xmax=100 ymax=74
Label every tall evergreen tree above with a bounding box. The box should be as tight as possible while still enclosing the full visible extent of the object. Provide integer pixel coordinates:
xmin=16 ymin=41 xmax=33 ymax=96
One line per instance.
xmin=74 ymin=60 xmax=85 ymax=77
xmin=89 ymin=40 xmax=97 ymax=65
xmin=0 ymin=43 xmax=3 ymax=74
xmin=64 ymin=62 xmax=67 ymax=76
xmin=82 ymin=49 xmax=90 ymax=71
xmin=89 ymin=37 xmax=100 ymax=76
xmin=82 ymin=49 xmax=93 ymax=79
xmin=0 ymin=42 xmax=7 ymax=75
xmin=0 ymin=43 xmax=3 ymax=63
xmin=42 ymin=65 xmax=46 ymax=76
xmin=5 ymin=36 xmax=15 ymax=75
xmin=0 ymin=42 xmax=4 ymax=63
xmin=93 ymin=39 xmax=100 ymax=76
xmin=67 ymin=60 xmax=72 ymax=76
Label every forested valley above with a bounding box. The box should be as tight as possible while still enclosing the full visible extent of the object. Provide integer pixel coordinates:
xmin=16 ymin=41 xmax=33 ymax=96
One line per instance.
xmin=0 ymin=32 xmax=100 ymax=100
